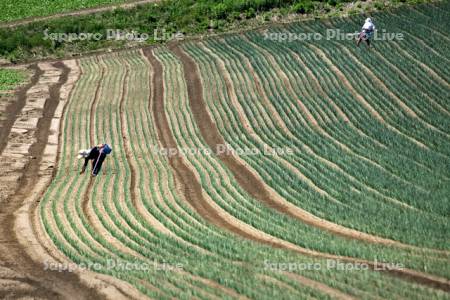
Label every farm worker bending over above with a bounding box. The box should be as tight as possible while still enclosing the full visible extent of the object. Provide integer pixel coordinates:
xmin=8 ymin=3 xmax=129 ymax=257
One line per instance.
xmin=78 ymin=144 xmax=112 ymax=176
xmin=357 ymin=17 xmax=376 ymax=47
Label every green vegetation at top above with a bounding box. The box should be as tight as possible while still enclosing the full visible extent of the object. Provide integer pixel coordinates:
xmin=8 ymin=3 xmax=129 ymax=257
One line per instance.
xmin=0 ymin=0 xmax=385 ymax=63
xmin=0 ymin=69 xmax=25 ymax=91
xmin=0 ymin=0 xmax=435 ymax=63
xmin=0 ymin=0 xmax=128 ymax=23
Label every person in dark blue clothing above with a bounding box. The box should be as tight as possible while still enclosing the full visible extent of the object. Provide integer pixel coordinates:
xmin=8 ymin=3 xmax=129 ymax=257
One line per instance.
xmin=79 ymin=144 xmax=112 ymax=176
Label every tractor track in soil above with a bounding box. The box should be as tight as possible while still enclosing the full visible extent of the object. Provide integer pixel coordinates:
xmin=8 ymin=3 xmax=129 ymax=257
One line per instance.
xmin=0 ymin=65 xmax=42 ymax=155
xmin=168 ymin=44 xmax=450 ymax=293
xmin=0 ymin=62 xmax=105 ymax=299
xmin=142 ymin=48 xmax=276 ymax=245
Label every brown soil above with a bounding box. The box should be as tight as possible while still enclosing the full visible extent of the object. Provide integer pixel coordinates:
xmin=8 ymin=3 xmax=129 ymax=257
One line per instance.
xmin=0 ymin=0 xmax=160 ymax=29
xmin=0 ymin=62 xmax=105 ymax=299
xmin=142 ymin=47 xmax=274 ymax=245
xmin=174 ymin=43 xmax=317 ymax=207
xmin=143 ymin=47 xmax=350 ymax=262
xmin=0 ymin=65 xmax=42 ymax=155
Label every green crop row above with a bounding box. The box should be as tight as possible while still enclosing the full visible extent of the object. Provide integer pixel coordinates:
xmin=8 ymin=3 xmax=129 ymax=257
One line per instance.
xmin=183 ymin=32 xmax=449 ymax=251
xmin=37 ymin=4 xmax=450 ymax=296
xmin=153 ymin=46 xmax=450 ymax=295
xmin=181 ymin=38 xmax=450 ymax=279
xmin=38 ymin=48 xmax=449 ymax=298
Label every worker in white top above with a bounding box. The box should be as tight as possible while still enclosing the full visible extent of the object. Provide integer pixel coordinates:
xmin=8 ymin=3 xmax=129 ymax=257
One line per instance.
xmin=357 ymin=17 xmax=376 ymax=47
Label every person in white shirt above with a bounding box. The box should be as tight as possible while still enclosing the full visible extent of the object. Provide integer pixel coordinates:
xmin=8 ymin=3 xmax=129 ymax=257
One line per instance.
xmin=357 ymin=17 xmax=376 ymax=47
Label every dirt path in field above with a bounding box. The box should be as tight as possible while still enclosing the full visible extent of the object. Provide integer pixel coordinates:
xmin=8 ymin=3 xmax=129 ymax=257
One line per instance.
xmin=118 ymin=54 xmax=210 ymax=258
xmin=0 ymin=65 xmax=42 ymax=155
xmin=0 ymin=0 xmax=160 ymax=29
xmin=168 ymin=44 xmax=450 ymax=292
xmin=143 ymin=48 xmax=274 ymax=244
xmin=0 ymin=62 xmax=105 ymax=299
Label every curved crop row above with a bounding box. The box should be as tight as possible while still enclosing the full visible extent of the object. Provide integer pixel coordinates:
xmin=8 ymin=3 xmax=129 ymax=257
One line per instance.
xmin=38 ymin=4 xmax=449 ymax=298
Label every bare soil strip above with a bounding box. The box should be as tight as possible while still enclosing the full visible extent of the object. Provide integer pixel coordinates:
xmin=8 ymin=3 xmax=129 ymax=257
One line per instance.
xmin=143 ymin=47 xmax=271 ymax=245
xmin=96 ymin=53 xmax=225 ymax=298
xmin=117 ymin=54 xmax=209 ymax=261
xmin=169 ymin=44 xmax=450 ymax=292
xmin=0 ymin=0 xmax=160 ymax=29
xmin=19 ymin=61 xmax=143 ymax=300
xmin=146 ymin=46 xmax=313 ymax=298
xmin=0 ymin=65 xmax=42 ymax=155
xmin=0 ymin=62 xmax=106 ymax=299
xmin=138 ymin=51 xmax=226 ymax=255
xmin=144 ymin=47 xmax=334 ymax=261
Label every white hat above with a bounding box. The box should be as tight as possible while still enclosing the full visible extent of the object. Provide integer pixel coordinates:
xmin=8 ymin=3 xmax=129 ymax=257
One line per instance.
xmin=77 ymin=149 xmax=91 ymax=159
xmin=366 ymin=17 xmax=372 ymax=23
